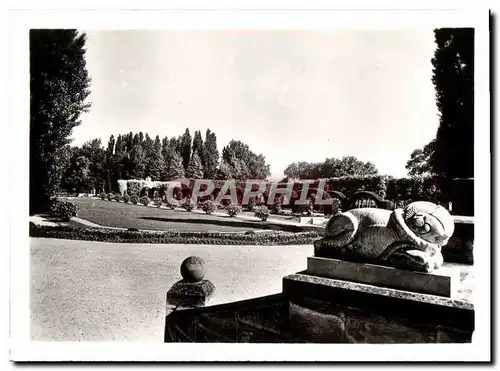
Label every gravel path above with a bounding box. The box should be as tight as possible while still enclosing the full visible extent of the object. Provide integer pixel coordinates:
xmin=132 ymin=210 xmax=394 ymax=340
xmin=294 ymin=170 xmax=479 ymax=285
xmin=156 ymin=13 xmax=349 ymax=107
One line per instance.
xmin=30 ymin=238 xmax=312 ymax=341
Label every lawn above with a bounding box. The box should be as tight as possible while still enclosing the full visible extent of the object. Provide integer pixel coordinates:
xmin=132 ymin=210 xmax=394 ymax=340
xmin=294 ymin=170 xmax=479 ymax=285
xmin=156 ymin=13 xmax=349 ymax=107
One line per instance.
xmin=69 ymin=198 xmax=293 ymax=233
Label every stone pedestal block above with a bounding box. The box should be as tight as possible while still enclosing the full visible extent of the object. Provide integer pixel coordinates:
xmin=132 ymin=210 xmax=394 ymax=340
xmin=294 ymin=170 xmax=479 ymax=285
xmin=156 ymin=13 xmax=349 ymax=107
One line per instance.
xmin=307 ymin=256 xmax=460 ymax=297
xmin=166 ymin=279 xmax=215 ymax=308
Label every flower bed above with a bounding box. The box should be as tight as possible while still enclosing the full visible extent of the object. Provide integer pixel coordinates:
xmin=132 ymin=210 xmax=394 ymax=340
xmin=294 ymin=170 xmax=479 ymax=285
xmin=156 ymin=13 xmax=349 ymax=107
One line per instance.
xmin=29 ymin=223 xmax=319 ymax=245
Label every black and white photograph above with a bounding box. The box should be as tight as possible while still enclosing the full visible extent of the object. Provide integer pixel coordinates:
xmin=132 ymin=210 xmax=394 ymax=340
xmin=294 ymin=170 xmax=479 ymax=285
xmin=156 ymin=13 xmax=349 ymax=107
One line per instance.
xmin=8 ymin=6 xmax=491 ymax=363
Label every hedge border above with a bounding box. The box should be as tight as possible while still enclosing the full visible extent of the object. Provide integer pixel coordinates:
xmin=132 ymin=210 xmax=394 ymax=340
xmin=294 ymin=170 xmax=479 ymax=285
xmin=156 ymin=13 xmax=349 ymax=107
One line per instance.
xmin=29 ymin=223 xmax=320 ymax=245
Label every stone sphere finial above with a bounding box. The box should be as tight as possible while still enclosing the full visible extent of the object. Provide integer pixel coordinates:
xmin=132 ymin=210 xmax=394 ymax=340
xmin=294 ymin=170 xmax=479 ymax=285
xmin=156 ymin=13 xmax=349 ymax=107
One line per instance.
xmin=180 ymin=256 xmax=206 ymax=283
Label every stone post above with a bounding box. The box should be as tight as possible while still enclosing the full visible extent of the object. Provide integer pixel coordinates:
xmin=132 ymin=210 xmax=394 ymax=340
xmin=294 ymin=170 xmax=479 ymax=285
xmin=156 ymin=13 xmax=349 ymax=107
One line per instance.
xmin=164 ymin=256 xmax=215 ymax=342
xmin=165 ymin=256 xmax=215 ymax=313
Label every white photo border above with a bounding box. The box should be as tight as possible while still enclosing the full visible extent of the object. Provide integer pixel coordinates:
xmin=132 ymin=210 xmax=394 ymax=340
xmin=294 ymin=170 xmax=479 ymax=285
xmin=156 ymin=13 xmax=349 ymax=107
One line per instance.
xmin=8 ymin=6 xmax=491 ymax=362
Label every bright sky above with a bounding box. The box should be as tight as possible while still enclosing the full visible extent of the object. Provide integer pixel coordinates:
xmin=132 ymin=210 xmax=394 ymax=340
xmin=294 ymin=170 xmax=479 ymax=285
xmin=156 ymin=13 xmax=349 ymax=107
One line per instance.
xmin=73 ymin=29 xmax=440 ymax=180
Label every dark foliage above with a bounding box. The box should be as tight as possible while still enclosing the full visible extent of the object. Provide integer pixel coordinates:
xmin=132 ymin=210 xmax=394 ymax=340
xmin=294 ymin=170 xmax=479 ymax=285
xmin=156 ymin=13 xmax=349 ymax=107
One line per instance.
xmin=48 ymin=200 xmax=79 ymax=221
xmin=431 ymin=28 xmax=474 ymax=179
xmin=30 ymin=30 xmax=91 ymax=213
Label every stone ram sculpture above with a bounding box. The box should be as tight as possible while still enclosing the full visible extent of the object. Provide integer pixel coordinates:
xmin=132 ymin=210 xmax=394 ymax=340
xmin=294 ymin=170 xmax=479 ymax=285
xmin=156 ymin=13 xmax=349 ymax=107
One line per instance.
xmin=314 ymin=201 xmax=455 ymax=272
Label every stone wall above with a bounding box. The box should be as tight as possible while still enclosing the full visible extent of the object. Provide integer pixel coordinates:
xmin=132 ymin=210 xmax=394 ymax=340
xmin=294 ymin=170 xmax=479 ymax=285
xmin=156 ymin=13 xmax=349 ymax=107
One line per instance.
xmin=289 ymin=298 xmax=472 ymax=343
xmin=283 ymin=272 xmax=474 ymax=344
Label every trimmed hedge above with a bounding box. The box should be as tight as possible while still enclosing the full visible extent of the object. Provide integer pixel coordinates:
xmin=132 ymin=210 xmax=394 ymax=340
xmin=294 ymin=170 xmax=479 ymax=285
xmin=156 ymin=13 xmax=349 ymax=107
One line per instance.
xmin=126 ymin=180 xmax=144 ymax=196
xmin=117 ymin=179 xmax=128 ymax=196
xmin=385 ymin=175 xmax=446 ymax=204
xmin=120 ymin=175 xmax=449 ymax=209
xmin=326 ymin=175 xmax=387 ymax=199
xmin=29 ymin=223 xmax=320 ymax=245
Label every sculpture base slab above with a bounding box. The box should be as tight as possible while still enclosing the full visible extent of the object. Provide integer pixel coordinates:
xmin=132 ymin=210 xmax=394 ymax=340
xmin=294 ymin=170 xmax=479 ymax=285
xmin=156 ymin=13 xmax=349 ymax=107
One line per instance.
xmin=307 ymin=256 xmax=460 ymax=298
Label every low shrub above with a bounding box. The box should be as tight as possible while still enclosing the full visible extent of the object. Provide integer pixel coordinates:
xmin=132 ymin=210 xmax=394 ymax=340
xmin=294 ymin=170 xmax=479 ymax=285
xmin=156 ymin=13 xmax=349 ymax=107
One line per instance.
xmin=182 ymin=197 xmax=196 ymax=212
xmin=226 ymin=203 xmax=241 ymax=217
xmin=113 ymin=194 xmax=121 ymax=202
xmin=29 ymin=224 xmax=320 ymax=245
xmin=107 ymin=193 xmax=114 ymax=201
xmin=48 ymin=200 xmax=79 ymax=221
xmin=254 ymin=205 xmax=270 ymax=221
xmin=140 ymin=187 xmax=150 ymax=197
xmin=130 ymin=195 xmax=139 ymax=205
xmin=150 ymin=187 xmax=160 ymax=199
xmin=201 ymin=200 xmax=217 ymax=215
xmin=122 ymin=194 xmax=131 ymax=203
xmin=272 ymin=197 xmax=283 ymax=214
xmin=98 ymin=192 xmax=107 ymax=200
xmin=165 ymin=199 xmax=178 ymax=210
xmin=140 ymin=195 xmax=151 ymax=206
xmin=154 ymin=198 xmax=163 ymax=208
xmin=247 ymin=197 xmax=257 ymax=212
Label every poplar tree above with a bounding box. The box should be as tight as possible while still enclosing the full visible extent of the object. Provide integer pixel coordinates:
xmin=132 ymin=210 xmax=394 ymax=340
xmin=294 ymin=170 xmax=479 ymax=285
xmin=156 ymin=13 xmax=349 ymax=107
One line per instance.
xmin=29 ymin=29 xmax=91 ymax=213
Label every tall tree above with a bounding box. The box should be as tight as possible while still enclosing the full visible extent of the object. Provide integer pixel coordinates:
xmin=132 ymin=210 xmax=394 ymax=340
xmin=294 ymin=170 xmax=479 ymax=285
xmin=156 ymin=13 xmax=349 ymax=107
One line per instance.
xmin=431 ymin=28 xmax=474 ymax=179
xmin=79 ymin=138 xmax=106 ymax=191
xmin=168 ymin=137 xmax=179 ymax=154
xmin=192 ymin=130 xmax=204 ymax=165
xmin=126 ymin=131 xmax=134 ymax=152
xmin=166 ymin=148 xmax=185 ymax=180
xmin=180 ymin=128 xmax=192 ymax=170
xmin=203 ymin=129 xmax=219 ymax=179
xmin=247 ymin=153 xmax=271 ymax=179
xmin=144 ymin=133 xmax=154 ymax=155
xmin=322 ymin=156 xmax=379 ymax=178
xmin=133 ymin=133 xmax=140 ymax=146
xmin=284 ymin=156 xmax=378 ymax=179
xmin=186 ymin=152 xmax=204 ymax=179
xmin=129 ymin=144 xmax=146 ymax=179
xmin=64 ymin=155 xmax=90 ymax=193
xmin=222 ymin=140 xmax=252 ymax=164
xmin=216 ymin=159 xmax=233 ymax=180
xmin=284 ymin=162 xmax=317 ymax=179
xmin=143 ymin=133 xmax=154 ymax=178
xmin=222 ymin=140 xmax=271 ymax=179
xmin=104 ymin=135 xmax=116 ymax=192
xmin=148 ymin=136 xmax=166 ymax=181
xmin=29 ymin=29 xmax=91 ymax=213
xmin=405 ymin=140 xmax=436 ymax=176
xmin=161 ymin=136 xmax=170 ymax=160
